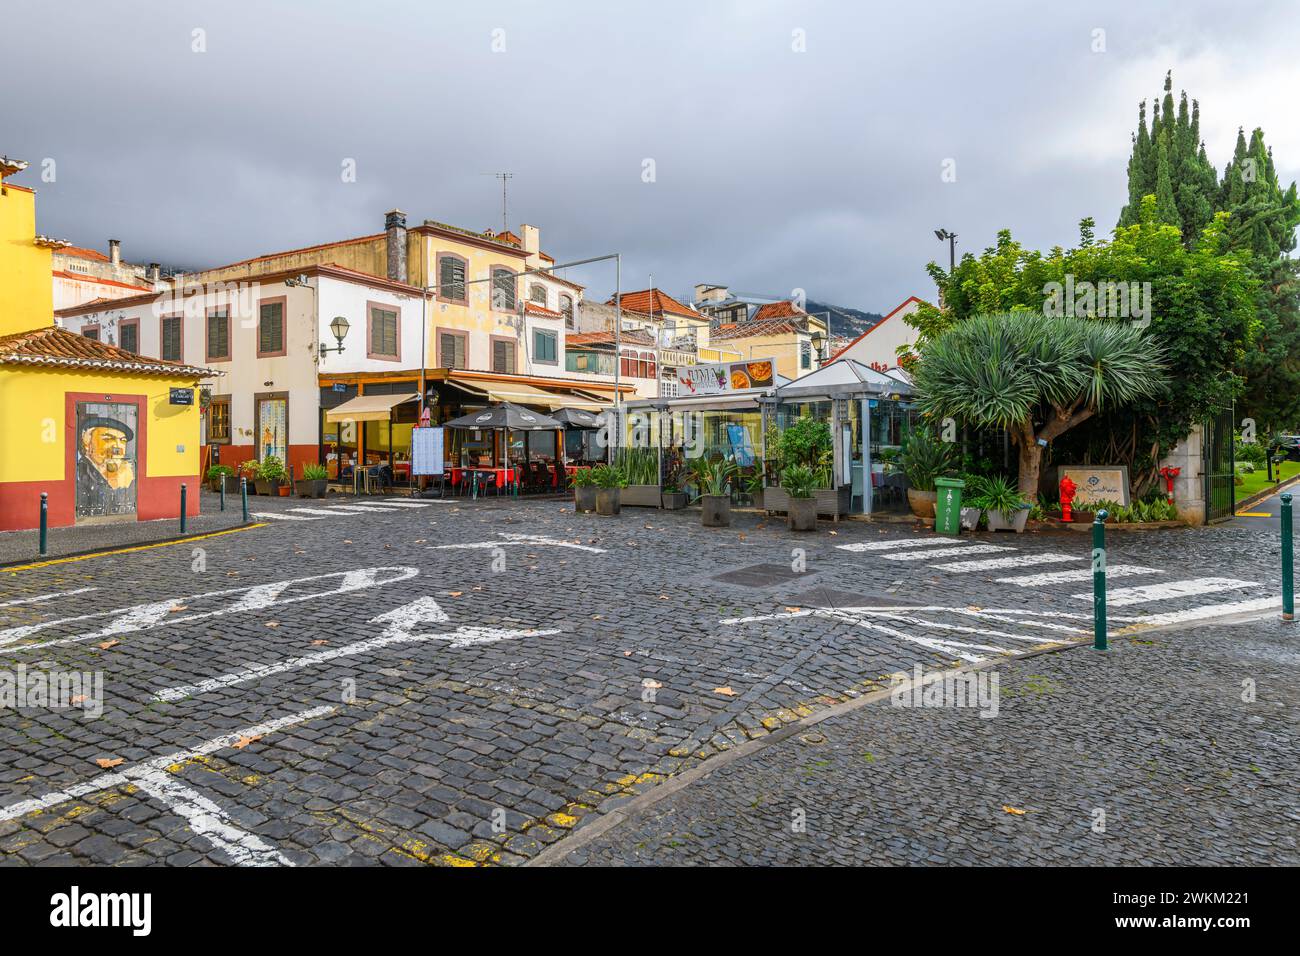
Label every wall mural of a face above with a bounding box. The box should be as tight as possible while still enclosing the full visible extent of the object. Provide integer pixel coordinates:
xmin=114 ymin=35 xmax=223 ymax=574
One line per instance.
xmin=81 ymin=424 xmax=135 ymax=489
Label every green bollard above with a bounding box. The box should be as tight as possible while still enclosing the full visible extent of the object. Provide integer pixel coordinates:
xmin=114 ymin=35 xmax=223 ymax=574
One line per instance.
xmin=241 ymin=476 xmax=249 ymax=523
xmin=220 ymin=479 xmax=226 ymax=512
xmin=1092 ymin=508 xmax=1109 ymax=650
xmin=180 ymin=484 xmax=187 ymax=533
xmin=1283 ymin=493 xmax=1294 ymax=622
xmin=38 ymin=492 xmax=48 ymax=557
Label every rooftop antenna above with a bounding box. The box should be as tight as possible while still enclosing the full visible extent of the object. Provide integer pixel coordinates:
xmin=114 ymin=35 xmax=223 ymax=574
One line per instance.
xmin=481 ymin=172 xmax=514 ymax=233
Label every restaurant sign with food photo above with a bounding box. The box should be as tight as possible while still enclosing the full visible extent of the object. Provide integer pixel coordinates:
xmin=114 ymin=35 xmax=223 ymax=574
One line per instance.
xmin=677 ymin=360 xmax=775 ymax=395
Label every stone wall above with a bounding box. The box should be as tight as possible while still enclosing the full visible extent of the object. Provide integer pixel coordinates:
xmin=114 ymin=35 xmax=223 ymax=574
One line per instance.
xmin=1159 ymin=424 xmax=1205 ymax=525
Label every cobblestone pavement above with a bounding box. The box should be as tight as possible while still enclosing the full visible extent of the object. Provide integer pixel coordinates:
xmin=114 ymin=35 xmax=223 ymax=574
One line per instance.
xmin=0 ymin=494 xmax=1289 ymax=866
xmin=556 ymin=616 xmax=1300 ymax=866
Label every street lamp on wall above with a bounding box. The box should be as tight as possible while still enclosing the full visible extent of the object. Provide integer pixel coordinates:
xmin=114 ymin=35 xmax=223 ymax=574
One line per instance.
xmin=320 ymin=315 xmax=350 ymax=355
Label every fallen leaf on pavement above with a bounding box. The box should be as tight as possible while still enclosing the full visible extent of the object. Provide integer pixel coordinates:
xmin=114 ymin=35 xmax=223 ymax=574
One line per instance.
xmin=95 ymin=757 xmax=124 ymax=768
xmin=713 ymin=686 xmax=738 ymax=697
xmin=311 ymin=640 xmax=329 ymax=646
xmin=96 ymin=640 xmax=119 ymax=650
xmin=265 ymin=622 xmax=280 ymax=628
xmin=449 ymin=591 xmax=462 ymax=597
xmin=1002 ymin=805 xmax=1027 ymax=816
xmin=71 ymin=695 xmax=88 ymax=705
xmin=169 ymin=605 xmax=188 ymax=613
xmin=785 ymin=606 xmax=802 ymax=612
xmin=642 ymin=679 xmax=663 ymax=689
xmin=232 ymin=735 xmax=263 ymax=749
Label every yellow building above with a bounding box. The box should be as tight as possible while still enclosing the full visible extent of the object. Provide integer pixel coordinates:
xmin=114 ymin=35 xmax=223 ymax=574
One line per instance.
xmin=0 ymin=156 xmax=211 ymax=532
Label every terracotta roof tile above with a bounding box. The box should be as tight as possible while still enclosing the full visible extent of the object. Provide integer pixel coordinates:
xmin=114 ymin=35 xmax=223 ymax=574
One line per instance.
xmin=58 ymin=246 xmax=111 ymax=262
xmin=752 ymin=299 xmax=804 ymax=321
xmin=566 ymin=329 xmax=658 ymax=347
xmin=0 ymin=325 xmax=214 ymax=378
xmin=708 ymin=316 xmax=810 ymax=341
xmin=608 ymin=289 xmax=700 ymax=319
xmin=52 ymin=270 xmax=152 ymax=292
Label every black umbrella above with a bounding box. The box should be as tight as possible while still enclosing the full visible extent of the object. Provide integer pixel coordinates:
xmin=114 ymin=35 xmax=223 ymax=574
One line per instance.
xmin=443 ymin=401 xmax=562 ymax=432
xmin=551 ymin=407 xmax=602 ymax=429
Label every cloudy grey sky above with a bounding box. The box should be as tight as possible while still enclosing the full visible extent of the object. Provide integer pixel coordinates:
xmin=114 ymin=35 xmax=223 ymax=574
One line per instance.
xmin=3 ymin=0 xmax=1298 ymax=313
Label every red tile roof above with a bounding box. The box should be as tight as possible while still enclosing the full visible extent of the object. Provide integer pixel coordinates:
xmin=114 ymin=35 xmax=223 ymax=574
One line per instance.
xmin=58 ymin=246 xmax=111 ymax=262
xmin=608 ymin=289 xmax=700 ymax=319
xmin=524 ymin=302 xmax=562 ymax=318
xmin=52 ymin=270 xmax=152 ymax=292
xmin=752 ymin=299 xmax=804 ymax=321
xmin=566 ymin=329 xmax=658 ymax=348
xmin=0 ymin=326 xmax=214 ymax=377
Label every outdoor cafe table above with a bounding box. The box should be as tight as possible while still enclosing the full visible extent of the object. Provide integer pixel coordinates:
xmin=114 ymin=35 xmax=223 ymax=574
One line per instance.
xmin=450 ymin=466 xmax=518 ymax=497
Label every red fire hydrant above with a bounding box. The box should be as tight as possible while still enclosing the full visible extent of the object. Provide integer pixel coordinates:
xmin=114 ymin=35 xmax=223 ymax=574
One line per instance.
xmin=1159 ymin=466 xmax=1180 ymax=503
xmin=1059 ymin=475 xmax=1077 ymax=523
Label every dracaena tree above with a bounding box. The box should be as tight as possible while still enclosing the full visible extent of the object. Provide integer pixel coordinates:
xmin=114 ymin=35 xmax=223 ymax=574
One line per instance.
xmin=911 ymin=312 xmax=1167 ymax=496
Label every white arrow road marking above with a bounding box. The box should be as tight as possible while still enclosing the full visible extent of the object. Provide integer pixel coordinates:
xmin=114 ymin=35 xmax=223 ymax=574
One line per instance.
xmin=151 ymin=597 xmax=560 ymax=702
xmin=0 ymin=567 xmax=419 ymax=653
xmin=1114 ymin=596 xmax=1280 ymax=629
xmin=0 ymin=588 xmax=99 ymax=609
xmin=0 ymin=705 xmax=334 ymax=866
xmin=431 ymin=532 xmax=606 ymax=553
xmin=998 ymin=565 xmax=1161 ymax=586
xmin=882 ymin=545 xmax=1016 ymax=562
xmin=1074 ymin=577 xmax=1258 ymax=606
xmin=130 ymin=769 xmax=291 ymax=866
xmin=836 ymin=538 xmax=969 ymax=553
xmin=930 ymin=552 xmax=1081 ymax=573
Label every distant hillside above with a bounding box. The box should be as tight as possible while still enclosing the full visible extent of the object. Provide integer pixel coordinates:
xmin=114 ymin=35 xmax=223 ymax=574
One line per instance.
xmin=805 ymin=300 xmax=883 ymax=340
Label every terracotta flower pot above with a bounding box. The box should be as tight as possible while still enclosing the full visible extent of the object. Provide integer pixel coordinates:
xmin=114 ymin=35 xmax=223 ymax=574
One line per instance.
xmin=907 ymin=488 xmax=937 ymax=518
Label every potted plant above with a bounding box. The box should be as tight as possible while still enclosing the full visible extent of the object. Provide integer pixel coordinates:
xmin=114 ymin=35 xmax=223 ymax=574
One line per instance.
xmin=617 ymin=447 xmax=661 ymax=508
xmin=299 ymin=462 xmax=328 ymax=498
xmin=591 ymin=464 xmax=626 ymax=516
xmin=899 ymin=428 xmax=956 ymax=518
xmin=254 ymin=455 xmax=287 ymax=496
xmin=572 ymin=467 xmax=598 ymax=513
xmin=237 ymin=460 xmax=260 ymax=493
xmin=782 ymin=465 xmax=818 ymax=531
xmin=972 ymin=475 xmax=1031 ymax=532
xmin=660 ymin=454 xmax=687 ymax=509
xmin=744 ymin=471 xmax=765 ymax=510
xmin=692 ymin=458 xmax=737 ymax=527
xmin=206 ymin=464 xmax=234 ymax=493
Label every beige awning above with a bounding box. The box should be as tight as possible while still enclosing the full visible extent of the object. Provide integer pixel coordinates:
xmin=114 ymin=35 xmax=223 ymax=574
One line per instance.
xmin=444 ymin=373 xmax=612 ymax=411
xmin=325 ymin=393 xmax=418 ymax=423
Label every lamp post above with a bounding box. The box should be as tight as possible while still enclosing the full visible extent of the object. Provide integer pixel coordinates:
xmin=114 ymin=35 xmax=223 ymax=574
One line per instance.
xmin=934 ymin=229 xmax=957 ymax=275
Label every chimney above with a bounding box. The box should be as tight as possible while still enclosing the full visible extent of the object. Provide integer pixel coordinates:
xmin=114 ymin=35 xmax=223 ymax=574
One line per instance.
xmin=108 ymin=239 xmax=121 ymax=269
xmin=520 ymin=224 xmax=540 ymax=267
xmin=148 ymin=263 xmax=161 ymax=283
xmin=384 ymin=209 xmax=408 ymax=283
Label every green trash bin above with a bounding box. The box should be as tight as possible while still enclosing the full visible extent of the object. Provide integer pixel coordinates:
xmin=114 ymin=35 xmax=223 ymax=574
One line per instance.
xmin=934 ymin=477 xmax=965 ymax=536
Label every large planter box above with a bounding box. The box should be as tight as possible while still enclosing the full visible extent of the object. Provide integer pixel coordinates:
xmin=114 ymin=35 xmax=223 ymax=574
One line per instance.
xmin=574 ymin=486 xmax=597 ymax=513
xmin=298 ymin=479 xmax=327 ymax=499
xmin=986 ymin=508 xmax=1030 ymax=533
xmin=661 ymin=491 xmax=688 ymax=510
xmin=765 ymin=485 xmax=850 ymax=518
xmin=622 ymin=484 xmax=662 ymax=508
xmin=595 ymin=488 xmax=622 ymax=516
xmin=254 ymin=479 xmax=282 ymax=496
xmin=787 ymin=497 xmax=818 ymax=531
xmin=701 ymin=494 xmax=731 ymax=527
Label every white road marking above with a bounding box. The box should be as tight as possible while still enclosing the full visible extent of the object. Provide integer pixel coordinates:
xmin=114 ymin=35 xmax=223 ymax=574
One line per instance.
xmin=836 ymin=538 xmax=968 ymax=553
xmin=836 ymin=609 xmax=1070 ymax=644
xmin=366 ymin=500 xmax=432 ymax=508
xmin=0 ymin=706 xmax=334 ymax=840
xmin=0 ymin=587 xmax=98 ymax=609
xmin=843 ymin=616 xmax=1010 ymax=663
xmin=0 ymin=566 xmax=419 ymax=653
xmin=323 ymin=504 xmax=405 ymax=513
xmin=930 ymin=552 xmax=1081 ymax=573
xmin=152 ymin=597 xmax=560 ymax=702
xmin=130 ymin=769 xmax=291 ymax=866
xmin=1115 ymin=596 xmax=1281 ymax=629
xmin=1075 ymin=577 xmax=1257 ymax=606
xmin=252 ymin=511 xmax=317 ymax=521
xmin=997 ymin=565 xmax=1160 ymax=586
xmin=882 ymin=544 xmax=1016 ymax=562
xmin=431 ymin=532 xmax=606 ymax=553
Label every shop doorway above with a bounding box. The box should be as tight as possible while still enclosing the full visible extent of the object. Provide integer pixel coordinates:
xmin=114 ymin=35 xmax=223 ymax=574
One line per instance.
xmin=75 ymin=401 xmax=139 ymax=521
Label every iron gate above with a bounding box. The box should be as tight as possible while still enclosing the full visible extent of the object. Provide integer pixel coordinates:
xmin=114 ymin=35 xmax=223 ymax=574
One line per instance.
xmin=1203 ymin=406 xmax=1236 ymax=522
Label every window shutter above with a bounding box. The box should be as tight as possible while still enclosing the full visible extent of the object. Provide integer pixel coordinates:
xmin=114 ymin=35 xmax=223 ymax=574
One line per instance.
xmin=440 ymin=256 xmax=466 ymax=301
xmin=260 ymin=302 xmax=283 ymax=353
xmin=120 ymin=323 xmax=138 ymax=354
xmin=493 ymin=339 xmax=514 ymax=373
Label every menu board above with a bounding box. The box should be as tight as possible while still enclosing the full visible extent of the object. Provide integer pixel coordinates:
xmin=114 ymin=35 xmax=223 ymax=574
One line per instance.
xmin=411 ymin=426 xmax=445 ymax=476
xmin=676 ymin=359 xmax=776 ymax=395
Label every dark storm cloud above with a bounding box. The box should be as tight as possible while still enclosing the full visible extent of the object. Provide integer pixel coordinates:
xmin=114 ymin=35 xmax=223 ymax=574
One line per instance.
xmin=2 ymin=0 xmax=1296 ymax=311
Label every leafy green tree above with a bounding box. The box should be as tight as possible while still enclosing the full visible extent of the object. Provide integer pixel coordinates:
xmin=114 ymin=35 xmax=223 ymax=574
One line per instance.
xmin=912 ymin=313 xmax=1166 ymax=496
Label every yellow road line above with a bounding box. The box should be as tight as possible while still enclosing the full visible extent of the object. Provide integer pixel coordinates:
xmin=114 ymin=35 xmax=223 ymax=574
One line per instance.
xmin=1234 ymin=512 xmax=1272 ymax=517
xmin=2 ymin=523 xmax=268 ymax=573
